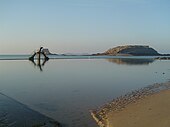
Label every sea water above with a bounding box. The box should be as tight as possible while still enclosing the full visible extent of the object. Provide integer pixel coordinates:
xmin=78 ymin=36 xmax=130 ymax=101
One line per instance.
xmin=0 ymin=55 xmax=170 ymax=127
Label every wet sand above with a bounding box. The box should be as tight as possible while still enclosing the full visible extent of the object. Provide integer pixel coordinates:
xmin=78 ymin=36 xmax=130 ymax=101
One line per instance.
xmin=91 ymin=82 xmax=170 ymax=127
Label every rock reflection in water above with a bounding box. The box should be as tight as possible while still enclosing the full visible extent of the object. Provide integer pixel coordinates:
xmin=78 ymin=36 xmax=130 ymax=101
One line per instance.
xmin=29 ymin=58 xmax=48 ymax=71
xmin=107 ymin=58 xmax=155 ymax=65
xmin=29 ymin=47 xmax=49 ymax=71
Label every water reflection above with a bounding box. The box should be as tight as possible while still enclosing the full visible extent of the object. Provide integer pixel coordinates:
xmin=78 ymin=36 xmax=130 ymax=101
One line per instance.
xmin=29 ymin=58 xmax=48 ymax=71
xmin=0 ymin=59 xmax=169 ymax=127
xmin=29 ymin=47 xmax=49 ymax=71
xmin=107 ymin=58 xmax=155 ymax=65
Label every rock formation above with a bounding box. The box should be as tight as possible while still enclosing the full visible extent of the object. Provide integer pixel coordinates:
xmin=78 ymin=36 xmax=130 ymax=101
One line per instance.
xmin=98 ymin=45 xmax=160 ymax=56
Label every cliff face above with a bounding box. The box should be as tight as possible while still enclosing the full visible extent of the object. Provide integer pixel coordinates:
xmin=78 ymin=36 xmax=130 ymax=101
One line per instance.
xmin=102 ymin=45 xmax=160 ymax=56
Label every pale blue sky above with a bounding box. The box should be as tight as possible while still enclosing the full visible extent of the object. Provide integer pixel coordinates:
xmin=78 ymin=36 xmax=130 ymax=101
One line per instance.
xmin=0 ymin=0 xmax=170 ymax=54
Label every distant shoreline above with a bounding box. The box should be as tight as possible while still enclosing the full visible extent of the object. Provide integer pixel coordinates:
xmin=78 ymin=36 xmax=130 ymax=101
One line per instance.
xmin=0 ymin=54 xmax=170 ymax=61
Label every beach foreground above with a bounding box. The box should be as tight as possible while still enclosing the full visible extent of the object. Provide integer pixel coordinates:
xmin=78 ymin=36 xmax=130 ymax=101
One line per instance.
xmin=107 ymin=89 xmax=170 ymax=127
xmin=91 ymin=82 xmax=170 ymax=127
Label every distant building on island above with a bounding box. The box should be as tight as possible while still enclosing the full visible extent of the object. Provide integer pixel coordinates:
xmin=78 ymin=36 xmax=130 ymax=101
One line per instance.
xmin=42 ymin=48 xmax=52 ymax=55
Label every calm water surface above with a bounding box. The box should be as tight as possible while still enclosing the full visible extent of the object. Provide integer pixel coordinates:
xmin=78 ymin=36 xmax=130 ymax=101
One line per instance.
xmin=0 ymin=56 xmax=170 ymax=127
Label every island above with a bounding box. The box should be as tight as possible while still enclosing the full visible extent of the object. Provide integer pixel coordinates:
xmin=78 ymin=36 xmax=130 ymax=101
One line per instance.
xmin=94 ymin=45 xmax=160 ymax=56
xmin=41 ymin=45 xmax=170 ymax=57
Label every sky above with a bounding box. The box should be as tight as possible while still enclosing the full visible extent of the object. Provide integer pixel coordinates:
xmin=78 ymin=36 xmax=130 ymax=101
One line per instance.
xmin=0 ymin=0 xmax=170 ymax=54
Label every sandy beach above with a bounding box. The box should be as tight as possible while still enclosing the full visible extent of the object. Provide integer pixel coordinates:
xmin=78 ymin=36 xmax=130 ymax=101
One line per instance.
xmin=91 ymin=82 xmax=170 ymax=127
xmin=106 ymin=89 xmax=170 ymax=127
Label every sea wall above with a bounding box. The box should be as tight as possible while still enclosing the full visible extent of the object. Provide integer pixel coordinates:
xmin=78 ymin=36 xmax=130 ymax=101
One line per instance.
xmin=0 ymin=93 xmax=61 ymax=127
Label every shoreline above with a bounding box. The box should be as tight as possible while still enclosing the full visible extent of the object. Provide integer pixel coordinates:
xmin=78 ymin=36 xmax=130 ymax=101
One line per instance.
xmin=107 ymin=89 xmax=170 ymax=127
xmin=0 ymin=54 xmax=170 ymax=60
xmin=90 ymin=82 xmax=170 ymax=127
